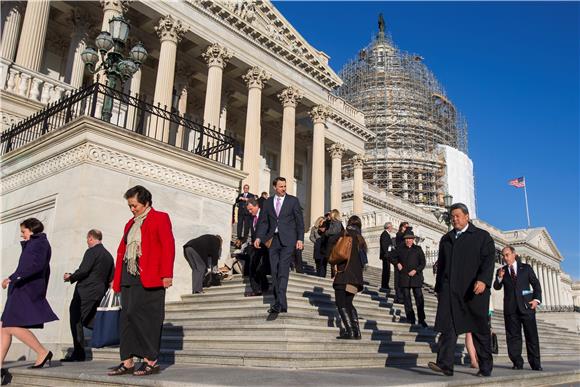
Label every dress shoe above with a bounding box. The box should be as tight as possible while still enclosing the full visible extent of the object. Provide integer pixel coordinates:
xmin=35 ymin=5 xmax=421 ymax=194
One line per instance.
xmin=29 ymin=351 xmax=53 ymax=369
xmin=419 ymin=321 xmax=429 ymax=328
xmin=267 ymin=306 xmax=281 ymax=314
xmin=512 ymin=365 xmax=523 ymax=370
xmin=60 ymin=355 xmax=86 ymax=362
xmin=476 ymin=371 xmax=491 ymax=377
xmin=532 ymin=367 xmax=543 ymax=371
xmin=428 ymin=361 xmax=453 ymax=376
xmin=244 ymin=292 xmax=262 ymax=297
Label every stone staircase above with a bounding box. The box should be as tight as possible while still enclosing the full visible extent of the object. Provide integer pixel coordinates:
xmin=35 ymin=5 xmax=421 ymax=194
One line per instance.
xmin=78 ymin=241 xmax=580 ymax=369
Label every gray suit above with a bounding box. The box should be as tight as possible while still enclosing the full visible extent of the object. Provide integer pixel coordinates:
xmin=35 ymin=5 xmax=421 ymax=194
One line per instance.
xmin=256 ymin=194 xmax=304 ymax=311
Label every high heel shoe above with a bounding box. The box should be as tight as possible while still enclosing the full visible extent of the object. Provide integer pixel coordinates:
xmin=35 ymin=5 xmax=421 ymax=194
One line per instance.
xmin=28 ymin=351 xmax=53 ymax=369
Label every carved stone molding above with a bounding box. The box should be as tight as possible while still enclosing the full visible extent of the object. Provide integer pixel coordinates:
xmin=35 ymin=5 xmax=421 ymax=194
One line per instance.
xmin=201 ymin=43 xmax=232 ymax=69
xmin=1 ymin=143 xmax=238 ymax=203
xmin=100 ymin=0 xmax=131 ymax=14
xmin=242 ymin=66 xmax=270 ymax=89
xmin=352 ymin=154 xmax=367 ymax=169
xmin=309 ymin=105 xmax=330 ymax=123
xmin=155 ymin=15 xmax=186 ymax=43
xmin=328 ymin=143 xmax=346 ymax=159
xmin=277 ymin=86 xmax=303 ymax=108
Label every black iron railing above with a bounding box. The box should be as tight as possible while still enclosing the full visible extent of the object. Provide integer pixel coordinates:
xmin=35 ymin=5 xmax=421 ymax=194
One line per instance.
xmin=1 ymin=83 xmax=237 ymax=167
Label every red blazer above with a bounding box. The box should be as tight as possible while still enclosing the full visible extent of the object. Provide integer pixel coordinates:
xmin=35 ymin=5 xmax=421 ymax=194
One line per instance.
xmin=113 ymin=208 xmax=175 ymax=292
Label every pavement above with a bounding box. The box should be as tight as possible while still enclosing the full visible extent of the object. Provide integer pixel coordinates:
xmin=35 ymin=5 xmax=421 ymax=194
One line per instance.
xmin=3 ymin=359 xmax=580 ymax=386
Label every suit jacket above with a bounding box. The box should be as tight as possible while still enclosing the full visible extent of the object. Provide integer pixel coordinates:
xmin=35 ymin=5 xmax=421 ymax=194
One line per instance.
xmin=183 ymin=234 xmax=222 ymax=266
xmin=236 ymin=192 xmax=255 ymax=216
xmin=113 ymin=208 xmax=175 ymax=292
xmin=493 ymin=262 xmax=542 ymax=315
xmin=256 ymin=194 xmax=304 ymax=247
xmin=434 ymin=223 xmax=495 ymax=335
xmin=379 ymin=231 xmax=393 ymax=260
xmin=391 ymin=244 xmax=425 ymax=287
xmin=69 ymin=243 xmax=114 ymax=301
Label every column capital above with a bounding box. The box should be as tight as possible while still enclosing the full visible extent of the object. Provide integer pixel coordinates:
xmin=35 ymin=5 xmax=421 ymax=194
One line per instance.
xmin=277 ymin=86 xmax=303 ymax=108
xmin=242 ymin=66 xmax=271 ymax=89
xmin=352 ymin=154 xmax=368 ymax=168
xmin=309 ymin=105 xmax=330 ymax=123
xmin=100 ymin=0 xmax=131 ymax=14
xmin=3 ymin=1 xmax=25 ymax=16
xmin=155 ymin=15 xmax=185 ymax=43
xmin=202 ymin=43 xmax=232 ymax=69
xmin=328 ymin=143 xmax=346 ymax=159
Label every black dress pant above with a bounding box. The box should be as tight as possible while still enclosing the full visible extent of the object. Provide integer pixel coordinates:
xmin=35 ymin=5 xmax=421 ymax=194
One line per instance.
xmin=184 ymin=246 xmax=207 ymax=293
xmin=237 ymin=214 xmax=252 ymax=240
xmin=69 ymin=290 xmax=99 ymax=359
xmin=249 ymin=247 xmax=269 ymax=293
xmin=504 ymin=312 xmax=541 ymax=369
xmin=436 ymin=319 xmax=493 ymax=373
xmin=393 ymin=268 xmax=404 ymax=301
xmin=381 ymin=259 xmax=391 ymax=289
xmin=120 ymin=284 xmax=165 ymax=361
xmin=293 ymin=249 xmax=304 ymax=274
xmin=268 ymin=234 xmax=294 ymax=310
xmin=401 ymin=287 xmax=425 ymax=323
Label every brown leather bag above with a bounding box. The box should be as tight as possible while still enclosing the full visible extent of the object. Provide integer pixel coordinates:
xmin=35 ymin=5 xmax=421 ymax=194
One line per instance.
xmin=329 ymin=233 xmax=352 ymax=265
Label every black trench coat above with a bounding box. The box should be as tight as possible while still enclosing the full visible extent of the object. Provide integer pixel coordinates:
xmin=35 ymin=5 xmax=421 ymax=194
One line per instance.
xmin=391 ymin=244 xmax=425 ymax=288
xmin=434 ymin=223 xmax=495 ymax=335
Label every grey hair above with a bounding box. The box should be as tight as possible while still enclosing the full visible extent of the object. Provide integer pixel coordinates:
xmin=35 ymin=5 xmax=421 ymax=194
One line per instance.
xmin=384 ymin=222 xmax=392 ymax=229
xmin=450 ymin=203 xmax=469 ymax=215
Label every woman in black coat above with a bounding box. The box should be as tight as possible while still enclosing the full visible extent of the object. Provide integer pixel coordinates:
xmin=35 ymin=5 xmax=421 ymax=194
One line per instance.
xmin=1 ymin=218 xmax=58 ymax=370
xmin=332 ymin=215 xmax=366 ymax=340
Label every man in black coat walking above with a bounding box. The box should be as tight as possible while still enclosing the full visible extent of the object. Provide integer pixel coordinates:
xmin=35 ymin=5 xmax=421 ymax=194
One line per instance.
xmin=255 ymin=177 xmax=304 ymax=314
xmin=429 ymin=203 xmax=495 ymax=377
xmin=236 ymin=184 xmax=256 ymax=240
xmin=245 ymin=198 xmax=269 ymax=296
xmin=493 ymin=245 xmax=542 ymax=371
xmin=391 ymin=229 xmax=427 ymax=327
xmin=63 ymin=229 xmax=114 ymax=361
xmin=379 ymin=222 xmax=394 ymax=291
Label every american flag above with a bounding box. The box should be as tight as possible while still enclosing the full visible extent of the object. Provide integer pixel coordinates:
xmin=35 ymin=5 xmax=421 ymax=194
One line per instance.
xmin=509 ymin=176 xmax=526 ymax=188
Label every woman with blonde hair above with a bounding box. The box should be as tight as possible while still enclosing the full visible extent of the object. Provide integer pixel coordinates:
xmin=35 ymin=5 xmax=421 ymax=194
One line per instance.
xmin=309 ymin=216 xmax=326 ymax=276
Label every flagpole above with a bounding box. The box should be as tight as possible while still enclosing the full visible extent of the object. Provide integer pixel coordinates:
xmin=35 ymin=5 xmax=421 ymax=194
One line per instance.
xmin=523 ymin=177 xmax=531 ymax=228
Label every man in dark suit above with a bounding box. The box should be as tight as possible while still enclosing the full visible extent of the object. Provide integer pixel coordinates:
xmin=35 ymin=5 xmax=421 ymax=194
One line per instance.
xmin=63 ymin=229 xmax=114 ymax=361
xmin=244 ymin=198 xmax=269 ymax=296
xmin=493 ymin=245 xmax=542 ymax=371
xmin=183 ymin=235 xmax=222 ymax=293
xmin=236 ymin=184 xmax=255 ymax=240
xmin=429 ymin=203 xmax=495 ymax=378
xmin=379 ymin=222 xmax=394 ymax=291
xmin=255 ymin=176 xmax=304 ymax=314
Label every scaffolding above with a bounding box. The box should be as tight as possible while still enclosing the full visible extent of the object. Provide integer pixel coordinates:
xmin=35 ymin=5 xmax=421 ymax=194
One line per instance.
xmin=337 ymin=24 xmax=468 ymax=208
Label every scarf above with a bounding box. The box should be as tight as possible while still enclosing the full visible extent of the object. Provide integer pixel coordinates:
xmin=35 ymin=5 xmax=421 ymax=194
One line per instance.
xmin=124 ymin=206 xmax=151 ymax=276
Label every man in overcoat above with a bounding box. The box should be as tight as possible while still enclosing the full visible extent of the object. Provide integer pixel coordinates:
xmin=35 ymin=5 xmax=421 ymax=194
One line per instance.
xmin=379 ymin=222 xmax=394 ymax=291
xmin=428 ymin=203 xmax=495 ymax=377
xmin=391 ymin=229 xmax=427 ymax=327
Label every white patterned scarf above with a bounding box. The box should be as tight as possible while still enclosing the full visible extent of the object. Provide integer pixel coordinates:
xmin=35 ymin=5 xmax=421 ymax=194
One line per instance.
xmin=124 ymin=206 xmax=151 ymax=276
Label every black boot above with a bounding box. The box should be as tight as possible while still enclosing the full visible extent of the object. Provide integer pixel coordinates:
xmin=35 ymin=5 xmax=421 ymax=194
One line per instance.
xmin=349 ymin=308 xmax=362 ymax=340
xmin=336 ymin=308 xmax=353 ymax=339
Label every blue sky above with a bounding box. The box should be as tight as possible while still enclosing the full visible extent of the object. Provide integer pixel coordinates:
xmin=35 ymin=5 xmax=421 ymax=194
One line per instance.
xmin=274 ymin=1 xmax=580 ymax=279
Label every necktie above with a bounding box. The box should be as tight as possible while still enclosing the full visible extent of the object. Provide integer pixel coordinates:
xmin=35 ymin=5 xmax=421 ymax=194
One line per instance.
xmin=455 ymin=231 xmax=462 ymax=239
xmin=253 ymin=215 xmax=258 ymax=228
xmin=510 ymin=265 xmax=517 ymax=281
xmin=275 ymin=197 xmax=282 ymax=216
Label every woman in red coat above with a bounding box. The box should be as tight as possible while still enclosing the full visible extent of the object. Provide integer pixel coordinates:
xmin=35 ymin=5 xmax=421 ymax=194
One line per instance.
xmin=1 ymin=218 xmax=58 ymax=372
xmin=108 ymin=186 xmax=175 ymax=377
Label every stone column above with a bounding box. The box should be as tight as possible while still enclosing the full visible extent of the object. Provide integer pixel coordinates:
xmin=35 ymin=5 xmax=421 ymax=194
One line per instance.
xmin=100 ymin=0 xmax=129 ymax=32
xmin=308 ymin=105 xmax=329 ymax=226
xmin=328 ymin=143 xmax=345 ymax=211
xmin=1 ymin=2 xmax=24 ymax=61
xmin=218 ymin=90 xmax=233 ymax=134
xmin=241 ymin=66 xmax=270 ymax=190
xmin=65 ymin=8 xmax=92 ymax=89
xmin=277 ymin=86 xmax=303 ymax=195
xmin=550 ymin=269 xmax=560 ymax=308
xmin=175 ymin=84 xmax=189 ymax=149
xmin=555 ymin=271 xmax=562 ymax=307
xmin=152 ymin=15 xmax=184 ymax=141
xmin=541 ymin=265 xmax=552 ymax=307
xmin=202 ymin=43 xmax=231 ymax=131
xmin=15 ymin=0 xmax=50 ymax=72
xmin=352 ymin=154 xmax=366 ymax=215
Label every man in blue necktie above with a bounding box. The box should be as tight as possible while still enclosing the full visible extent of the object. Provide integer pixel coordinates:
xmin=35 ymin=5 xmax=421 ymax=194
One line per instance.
xmin=255 ymin=177 xmax=304 ymax=314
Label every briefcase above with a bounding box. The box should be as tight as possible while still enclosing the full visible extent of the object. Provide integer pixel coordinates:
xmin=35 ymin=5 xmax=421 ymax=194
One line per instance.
xmin=91 ymin=289 xmax=121 ymax=348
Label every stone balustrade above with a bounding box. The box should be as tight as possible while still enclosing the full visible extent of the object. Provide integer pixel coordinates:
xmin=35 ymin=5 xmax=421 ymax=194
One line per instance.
xmin=327 ymin=92 xmax=365 ymax=124
xmin=2 ymin=59 xmax=74 ymax=104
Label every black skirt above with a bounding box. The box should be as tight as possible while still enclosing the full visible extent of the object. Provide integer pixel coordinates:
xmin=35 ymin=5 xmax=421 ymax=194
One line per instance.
xmin=120 ymin=283 xmax=165 ymax=361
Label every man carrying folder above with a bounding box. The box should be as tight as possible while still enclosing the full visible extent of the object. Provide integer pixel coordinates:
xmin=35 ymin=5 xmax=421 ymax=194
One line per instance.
xmin=493 ymin=245 xmax=543 ymax=371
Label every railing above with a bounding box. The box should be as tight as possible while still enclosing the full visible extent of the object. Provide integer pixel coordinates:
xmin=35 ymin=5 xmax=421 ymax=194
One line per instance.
xmin=0 ymin=82 xmax=237 ymax=167
xmin=327 ymin=92 xmax=365 ymax=124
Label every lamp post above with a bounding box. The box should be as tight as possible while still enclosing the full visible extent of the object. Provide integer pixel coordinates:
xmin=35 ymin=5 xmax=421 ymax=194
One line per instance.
xmin=81 ymin=16 xmax=148 ymax=121
xmin=435 ymin=193 xmax=454 ymax=231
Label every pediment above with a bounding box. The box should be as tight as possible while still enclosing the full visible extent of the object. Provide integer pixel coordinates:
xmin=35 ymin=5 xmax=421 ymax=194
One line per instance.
xmin=524 ymin=228 xmax=562 ymax=260
xmin=188 ymin=0 xmax=343 ymax=89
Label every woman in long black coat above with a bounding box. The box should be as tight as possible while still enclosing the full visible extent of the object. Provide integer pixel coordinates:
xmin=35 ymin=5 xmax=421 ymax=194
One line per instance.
xmin=332 ymin=215 xmax=366 ymax=340
xmin=1 ymin=218 xmax=58 ymax=369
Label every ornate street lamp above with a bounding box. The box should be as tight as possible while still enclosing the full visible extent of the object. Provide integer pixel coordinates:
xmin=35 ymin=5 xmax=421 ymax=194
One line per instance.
xmin=435 ymin=193 xmax=454 ymax=231
xmin=81 ymin=15 xmax=148 ymax=121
